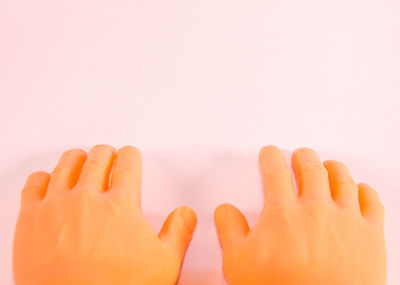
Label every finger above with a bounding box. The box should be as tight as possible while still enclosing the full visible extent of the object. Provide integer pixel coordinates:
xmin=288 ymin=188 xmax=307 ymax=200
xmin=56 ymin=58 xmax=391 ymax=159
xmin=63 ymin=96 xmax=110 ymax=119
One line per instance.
xmin=47 ymin=148 xmax=87 ymax=195
xmin=259 ymin=145 xmax=297 ymax=206
xmin=323 ymin=160 xmax=359 ymax=210
xmin=291 ymin=148 xmax=331 ymax=201
xmin=158 ymin=206 xmax=197 ymax=262
xmin=21 ymin=171 xmax=51 ymax=204
xmin=109 ymin=146 xmax=142 ymax=205
xmin=214 ymin=203 xmax=249 ymax=250
xmin=358 ymin=183 xmax=384 ymax=224
xmin=75 ymin=144 xmax=116 ymax=193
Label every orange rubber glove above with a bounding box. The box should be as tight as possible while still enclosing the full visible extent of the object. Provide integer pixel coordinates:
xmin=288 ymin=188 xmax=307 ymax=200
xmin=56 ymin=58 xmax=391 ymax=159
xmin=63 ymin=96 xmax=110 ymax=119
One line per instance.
xmin=13 ymin=145 xmax=197 ymax=285
xmin=214 ymin=145 xmax=386 ymax=285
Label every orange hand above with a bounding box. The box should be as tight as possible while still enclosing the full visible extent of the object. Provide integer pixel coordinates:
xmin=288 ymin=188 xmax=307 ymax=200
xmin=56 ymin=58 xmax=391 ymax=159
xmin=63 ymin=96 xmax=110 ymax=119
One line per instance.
xmin=13 ymin=145 xmax=197 ymax=285
xmin=214 ymin=146 xmax=386 ymax=285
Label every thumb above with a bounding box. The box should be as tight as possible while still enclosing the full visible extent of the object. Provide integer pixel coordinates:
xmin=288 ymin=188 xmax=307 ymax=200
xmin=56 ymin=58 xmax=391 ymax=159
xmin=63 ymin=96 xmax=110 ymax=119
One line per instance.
xmin=158 ymin=206 xmax=197 ymax=260
xmin=214 ymin=203 xmax=249 ymax=250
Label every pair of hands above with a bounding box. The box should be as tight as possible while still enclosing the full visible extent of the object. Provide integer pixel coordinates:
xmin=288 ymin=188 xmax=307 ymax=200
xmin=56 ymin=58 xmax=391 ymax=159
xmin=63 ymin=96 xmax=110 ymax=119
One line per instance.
xmin=13 ymin=145 xmax=386 ymax=285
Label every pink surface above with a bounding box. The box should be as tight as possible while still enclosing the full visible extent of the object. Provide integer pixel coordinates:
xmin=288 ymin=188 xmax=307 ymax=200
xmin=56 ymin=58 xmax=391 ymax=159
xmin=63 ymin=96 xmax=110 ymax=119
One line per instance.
xmin=0 ymin=0 xmax=399 ymax=284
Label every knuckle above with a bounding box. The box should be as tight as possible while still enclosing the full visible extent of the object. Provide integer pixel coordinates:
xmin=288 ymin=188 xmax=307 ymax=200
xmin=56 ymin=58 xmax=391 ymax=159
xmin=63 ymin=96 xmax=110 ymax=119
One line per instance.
xmin=301 ymin=163 xmax=327 ymax=176
xmin=113 ymin=166 xmax=135 ymax=175
xmin=302 ymin=199 xmax=333 ymax=213
xmin=85 ymin=155 xmax=110 ymax=168
xmin=85 ymin=158 xmax=106 ymax=168
xmin=335 ymin=176 xmax=356 ymax=186
xmin=262 ymin=168 xmax=292 ymax=179
xmin=52 ymin=165 xmax=70 ymax=175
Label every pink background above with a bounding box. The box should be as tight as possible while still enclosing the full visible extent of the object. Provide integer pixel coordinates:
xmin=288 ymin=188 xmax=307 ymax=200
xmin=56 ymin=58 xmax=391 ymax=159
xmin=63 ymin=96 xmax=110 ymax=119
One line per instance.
xmin=0 ymin=0 xmax=399 ymax=284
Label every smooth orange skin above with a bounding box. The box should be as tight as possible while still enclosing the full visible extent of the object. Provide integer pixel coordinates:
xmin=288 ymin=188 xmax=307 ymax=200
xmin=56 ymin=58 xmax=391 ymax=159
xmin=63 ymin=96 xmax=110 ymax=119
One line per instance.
xmin=13 ymin=145 xmax=197 ymax=285
xmin=215 ymin=146 xmax=386 ymax=285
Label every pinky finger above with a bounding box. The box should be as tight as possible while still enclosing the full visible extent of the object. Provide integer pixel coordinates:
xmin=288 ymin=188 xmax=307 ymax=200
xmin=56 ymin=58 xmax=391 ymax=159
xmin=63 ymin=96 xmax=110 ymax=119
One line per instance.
xmin=358 ymin=183 xmax=384 ymax=224
xmin=21 ymin=171 xmax=50 ymax=204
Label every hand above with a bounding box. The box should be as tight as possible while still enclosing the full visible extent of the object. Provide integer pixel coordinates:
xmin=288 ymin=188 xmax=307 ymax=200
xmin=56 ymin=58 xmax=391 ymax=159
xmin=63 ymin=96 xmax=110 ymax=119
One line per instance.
xmin=214 ymin=145 xmax=386 ymax=285
xmin=13 ymin=145 xmax=197 ymax=285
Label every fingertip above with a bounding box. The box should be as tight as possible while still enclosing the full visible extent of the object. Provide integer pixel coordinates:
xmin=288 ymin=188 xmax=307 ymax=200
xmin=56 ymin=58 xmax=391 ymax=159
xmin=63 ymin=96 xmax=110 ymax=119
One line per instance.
xmin=358 ymin=182 xmax=381 ymax=203
xmin=110 ymin=145 xmax=143 ymax=202
xmin=66 ymin=148 xmax=87 ymax=157
xmin=158 ymin=206 xmax=198 ymax=261
xmin=214 ymin=203 xmax=227 ymax=216
xmin=291 ymin=147 xmax=331 ymax=201
xmin=179 ymin=206 xmax=197 ymax=233
xmin=358 ymin=182 xmax=385 ymax=222
xmin=258 ymin=145 xmax=284 ymax=169
xmin=258 ymin=145 xmax=281 ymax=160
xmin=259 ymin=144 xmax=280 ymax=153
xmin=214 ymin=203 xmax=232 ymax=226
xmin=25 ymin=170 xmax=51 ymax=186
xmin=292 ymin=147 xmax=320 ymax=163
xmin=49 ymin=148 xmax=87 ymax=192
xmin=214 ymin=203 xmax=249 ymax=249
xmin=257 ymin=146 xmax=296 ymax=204
xmin=359 ymin=182 xmax=374 ymax=189
xmin=323 ymin=159 xmax=347 ymax=169
xmin=118 ymin=145 xmax=142 ymax=157
xmin=22 ymin=171 xmax=51 ymax=202
xmin=114 ymin=145 xmax=142 ymax=171
xmin=292 ymin=147 xmax=315 ymax=155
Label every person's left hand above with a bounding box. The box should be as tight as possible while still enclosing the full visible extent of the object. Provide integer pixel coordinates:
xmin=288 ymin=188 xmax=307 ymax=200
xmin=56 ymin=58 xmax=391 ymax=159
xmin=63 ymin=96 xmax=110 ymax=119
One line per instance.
xmin=13 ymin=145 xmax=197 ymax=285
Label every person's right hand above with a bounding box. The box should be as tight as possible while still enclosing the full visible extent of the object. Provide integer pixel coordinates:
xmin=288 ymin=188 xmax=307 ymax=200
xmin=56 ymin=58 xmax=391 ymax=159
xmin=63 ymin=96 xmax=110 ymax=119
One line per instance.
xmin=214 ymin=145 xmax=386 ymax=285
